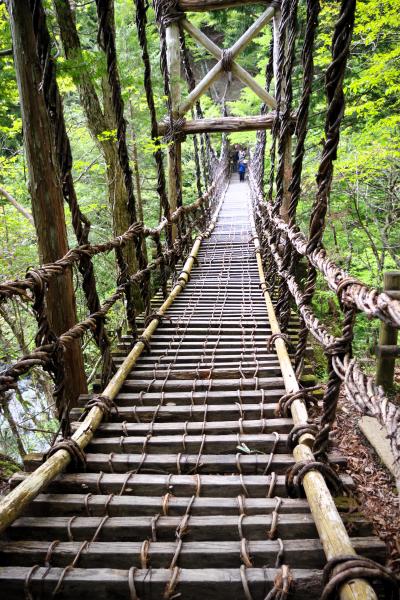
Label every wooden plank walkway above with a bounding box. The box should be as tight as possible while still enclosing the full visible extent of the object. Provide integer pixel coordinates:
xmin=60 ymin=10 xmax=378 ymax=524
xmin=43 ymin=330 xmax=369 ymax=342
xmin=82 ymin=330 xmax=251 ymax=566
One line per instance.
xmin=0 ymin=180 xmax=386 ymax=598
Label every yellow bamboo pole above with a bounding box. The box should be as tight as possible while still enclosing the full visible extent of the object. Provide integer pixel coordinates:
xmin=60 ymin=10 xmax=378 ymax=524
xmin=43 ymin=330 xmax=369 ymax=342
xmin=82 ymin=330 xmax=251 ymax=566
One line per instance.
xmin=0 ymin=186 xmax=227 ymax=535
xmin=248 ymin=206 xmax=377 ymax=600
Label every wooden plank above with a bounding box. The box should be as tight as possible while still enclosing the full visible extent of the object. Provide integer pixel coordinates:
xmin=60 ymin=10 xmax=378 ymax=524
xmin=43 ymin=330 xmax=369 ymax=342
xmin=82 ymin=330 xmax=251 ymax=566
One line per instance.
xmin=120 ymin=366 xmax=283 ymax=380
xmin=10 ymin=472 xmax=354 ymax=498
xmin=77 ymin=389 xmax=287 ymax=407
xmin=158 ymin=115 xmax=275 ymax=135
xmin=86 ymin=432 xmax=290 ymax=453
xmin=0 ymin=566 xmax=323 ymax=599
xmin=72 ymin=417 xmax=293 ymax=436
xmin=71 ymin=401 xmax=323 ymax=423
xmin=70 ymin=402 xmax=282 ymax=422
xmin=24 ymin=493 xmax=312 ymax=517
xmin=129 ymin=359 xmax=283 ymax=369
xmin=7 ymin=513 xmax=369 ymax=542
xmin=0 ymin=537 xmax=385 ymax=569
xmin=25 ymin=451 xmax=346 ymax=474
xmin=118 ymin=377 xmax=285 ymax=392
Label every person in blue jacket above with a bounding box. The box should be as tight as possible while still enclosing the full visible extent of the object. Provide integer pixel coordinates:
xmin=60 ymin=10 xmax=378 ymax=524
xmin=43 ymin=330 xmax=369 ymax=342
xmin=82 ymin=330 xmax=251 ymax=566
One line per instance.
xmin=238 ymin=160 xmax=246 ymax=182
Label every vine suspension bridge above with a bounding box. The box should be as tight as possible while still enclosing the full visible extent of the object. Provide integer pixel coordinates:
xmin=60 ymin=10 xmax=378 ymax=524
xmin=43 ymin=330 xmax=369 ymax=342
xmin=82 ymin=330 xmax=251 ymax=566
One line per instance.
xmin=0 ymin=1 xmax=399 ymax=599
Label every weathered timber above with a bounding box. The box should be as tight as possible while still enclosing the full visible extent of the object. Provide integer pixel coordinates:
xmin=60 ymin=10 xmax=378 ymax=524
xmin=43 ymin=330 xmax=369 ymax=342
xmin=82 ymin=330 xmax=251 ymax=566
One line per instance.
xmin=25 ymin=451 xmax=345 ymax=474
xmin=69 ymin=402 xmax=282 ymax=421
xmin=22 ymin=494 xmax=312 ymax=517
xmin=117 ymin=377 xmax=285 ymax=392
xmin=6 ymin=513 xmax=368 ymax=542
xmin=0 ymin=567 xmax=324 ymax=599
xmin=0 ymin=537 xmax=384 ymax=569
xmin=72 ymin=417 xmax=292 ymax=435
xmin=158 ymin=115 xmax=275 ymax=135
xmin=10 ymin=472 xmax=354 ymax=498
xmin=77 ymin=389 xmax=287 ymax=407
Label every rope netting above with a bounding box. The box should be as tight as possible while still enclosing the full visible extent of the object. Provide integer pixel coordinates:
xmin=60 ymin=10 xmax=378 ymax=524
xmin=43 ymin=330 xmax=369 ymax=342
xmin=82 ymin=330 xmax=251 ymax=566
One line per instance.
xmin=0 ymin=0 xmax=229 ymax=436
xmin=249 ymin=0 xmax=400 ymax=468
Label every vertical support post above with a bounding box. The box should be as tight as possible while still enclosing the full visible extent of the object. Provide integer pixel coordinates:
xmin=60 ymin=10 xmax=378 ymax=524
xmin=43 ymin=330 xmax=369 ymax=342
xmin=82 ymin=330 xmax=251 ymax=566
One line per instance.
xmin=273 ymin=8 xmax=292 ymax=223
xmin=376 ymin=271 xmax=400 ymax=391
xmin=166 ymin=22 xmax=182 ymax=240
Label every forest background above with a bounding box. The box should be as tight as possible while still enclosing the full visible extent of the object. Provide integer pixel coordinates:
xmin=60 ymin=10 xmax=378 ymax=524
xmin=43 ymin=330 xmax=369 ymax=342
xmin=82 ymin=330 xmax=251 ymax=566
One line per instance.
xmin=0 ymin=0 xmax=399 ymax=466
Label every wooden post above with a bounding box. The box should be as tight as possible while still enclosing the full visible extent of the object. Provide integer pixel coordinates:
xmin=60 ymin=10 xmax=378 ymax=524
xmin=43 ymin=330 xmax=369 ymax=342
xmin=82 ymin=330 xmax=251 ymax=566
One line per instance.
xmin=9 ymin=0 xmax=87 ymax=411
xmin=166 ymin=23 xmax=182 ymax=241
xmin=376 ymin=271 xmax=400 ymax=391
xmin=273 ymin=7 xmax=292 ymax=223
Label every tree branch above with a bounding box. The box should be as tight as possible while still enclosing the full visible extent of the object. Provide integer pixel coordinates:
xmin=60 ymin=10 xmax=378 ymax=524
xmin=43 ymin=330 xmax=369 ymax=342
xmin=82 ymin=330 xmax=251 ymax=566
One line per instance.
xmin=0 ymin=185 xmax=34 ymax=225
xmin=0 ymin=48 xmax=13 ymax=57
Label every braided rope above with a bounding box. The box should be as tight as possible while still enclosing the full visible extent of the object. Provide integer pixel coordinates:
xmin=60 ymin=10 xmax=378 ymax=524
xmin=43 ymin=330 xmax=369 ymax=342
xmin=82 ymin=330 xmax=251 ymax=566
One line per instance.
xmin=95 ymin=0 xmax=150 ymax=324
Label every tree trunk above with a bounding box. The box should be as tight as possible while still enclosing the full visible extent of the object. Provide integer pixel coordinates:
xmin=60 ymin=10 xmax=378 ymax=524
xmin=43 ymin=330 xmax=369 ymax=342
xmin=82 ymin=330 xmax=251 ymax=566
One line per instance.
xmin=101 ymin=78 xmax=143 ymax=311
xmin=53 ymin=0 xmax=139 ymax=287
xmin=9 ymin=0 xmax=87 ymax=413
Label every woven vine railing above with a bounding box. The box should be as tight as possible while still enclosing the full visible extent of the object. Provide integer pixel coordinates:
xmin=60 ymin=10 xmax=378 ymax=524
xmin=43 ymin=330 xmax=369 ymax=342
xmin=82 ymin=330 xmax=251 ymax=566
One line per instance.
xmin=248 ymin=0 xmax=400 ymax=469
xmin=0 ymin=0 xmax=229 ymax=438
xmin=0 ymin=158 xmax=229 ymax=435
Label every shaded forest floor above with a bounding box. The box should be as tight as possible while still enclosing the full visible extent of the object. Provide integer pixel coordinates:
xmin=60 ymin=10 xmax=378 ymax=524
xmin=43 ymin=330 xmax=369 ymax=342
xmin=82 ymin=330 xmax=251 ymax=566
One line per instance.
xmin=334 ymin=373 xmax=400 ymax=573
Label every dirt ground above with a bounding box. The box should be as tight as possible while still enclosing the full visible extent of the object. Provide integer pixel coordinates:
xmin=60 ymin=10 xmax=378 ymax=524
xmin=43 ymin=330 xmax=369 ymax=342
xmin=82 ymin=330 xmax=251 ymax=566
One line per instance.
xmin=333 ymin=386 xmax=400 ymax=573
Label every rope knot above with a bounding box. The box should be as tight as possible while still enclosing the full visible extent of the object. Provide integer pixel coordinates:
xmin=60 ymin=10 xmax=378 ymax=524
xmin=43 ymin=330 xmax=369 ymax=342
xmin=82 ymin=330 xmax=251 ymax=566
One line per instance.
xmin=163 ymin=117 xmax=186 ymax=143
xmin=81 ymin=394 xmax=119 ymax=421
xmin=221 ymin=49 xmax=234 ymax=72
xmin=285 ymin=459 xmax=346 ymax=498
xmin=154 ymin=0 xmax=184 ymax=28
xmin=267 ymin=333 xmax=292 ymax=352
xmin=321 ymin=555 xmax=399 ymax=600
xmin=276 ymin=386 xmax=320 ymax=417
xmin=45 ymin=437 xmax=87 ymax=471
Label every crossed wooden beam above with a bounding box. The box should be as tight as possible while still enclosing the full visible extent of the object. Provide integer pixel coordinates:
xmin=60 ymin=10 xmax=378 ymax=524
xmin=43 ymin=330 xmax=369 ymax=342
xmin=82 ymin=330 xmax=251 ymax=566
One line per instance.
xmin=179 ymin=6 xmax=277 ymax=117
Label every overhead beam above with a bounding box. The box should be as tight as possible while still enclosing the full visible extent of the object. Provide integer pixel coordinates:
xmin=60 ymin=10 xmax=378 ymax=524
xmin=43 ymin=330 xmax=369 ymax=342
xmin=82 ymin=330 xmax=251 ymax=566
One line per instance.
xmin=158 ymin=114 xmax=276 ymax=135
xmin=179 ymin=0 xmax=271 ymax=11
xmin=180 ymin=17 xmax=276 ymax=114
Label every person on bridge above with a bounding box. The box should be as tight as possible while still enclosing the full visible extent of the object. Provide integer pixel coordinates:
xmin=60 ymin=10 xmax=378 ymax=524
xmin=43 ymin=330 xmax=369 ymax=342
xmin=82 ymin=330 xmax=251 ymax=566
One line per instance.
xmin=238 ymin=160 xmax=247 ymax=182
